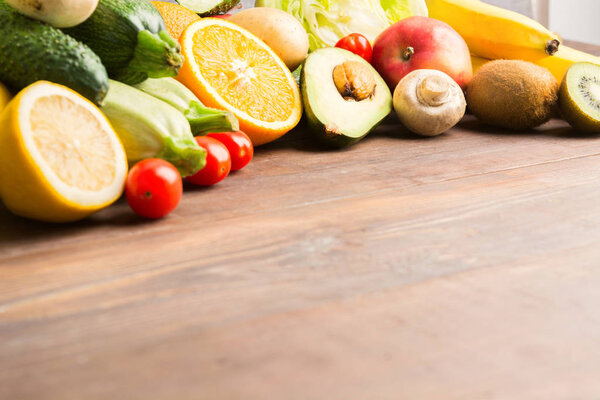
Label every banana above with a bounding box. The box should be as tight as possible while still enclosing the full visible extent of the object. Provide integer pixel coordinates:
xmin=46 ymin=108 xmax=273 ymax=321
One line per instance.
xmin=471 ymin=54 xmax=490 ymax=75
xmin=532 ymin=45 xmax=600 ymax=82
xmin=425 ymin=0 xmax=560 ymax=61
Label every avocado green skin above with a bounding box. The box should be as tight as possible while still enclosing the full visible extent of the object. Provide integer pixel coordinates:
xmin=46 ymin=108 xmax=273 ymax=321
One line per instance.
xmin=63 ymin=0 xmax=182 ymax=84
xmin=300 ymin=60 xmax=385 ymax=148
xmin=292 ymin=64 xmax=302 ymax=88
xmin=176 ymin=0 xmax=241 ymax=16
xmin=200 ymin=0 xmax=240 ymax=16
xmin=558 ymin=63 xmax=600 ymax=133
xmin=0 ymin=1 xmax=109 ymax=105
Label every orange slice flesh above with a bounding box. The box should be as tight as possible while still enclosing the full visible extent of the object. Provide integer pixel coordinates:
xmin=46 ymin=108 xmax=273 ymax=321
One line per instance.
xmin=178 ymin=18 xmax=302 ymax=146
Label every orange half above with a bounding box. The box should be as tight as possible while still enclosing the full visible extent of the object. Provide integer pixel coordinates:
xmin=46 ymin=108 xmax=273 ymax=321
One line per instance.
xmin=177 ymin=18 xmax=302 ymax=146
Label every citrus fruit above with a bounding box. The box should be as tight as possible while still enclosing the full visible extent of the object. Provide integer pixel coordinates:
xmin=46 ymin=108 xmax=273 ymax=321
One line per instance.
xmin=177 ymin=18 xmax=303 ymax=146
xmin=0 ymin=81 xmax=128 ymax=222
xmin=151 ymin=1 xmax=200 ymax=40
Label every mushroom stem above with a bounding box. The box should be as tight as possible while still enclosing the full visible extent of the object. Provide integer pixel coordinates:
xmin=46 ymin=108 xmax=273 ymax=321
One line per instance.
xmin=417 ymin=75 xmax=452 ymax=107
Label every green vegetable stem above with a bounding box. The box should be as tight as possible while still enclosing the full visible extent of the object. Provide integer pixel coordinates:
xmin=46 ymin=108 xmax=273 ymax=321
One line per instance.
xmin=134 ymin=77 xmax=239 ymax=135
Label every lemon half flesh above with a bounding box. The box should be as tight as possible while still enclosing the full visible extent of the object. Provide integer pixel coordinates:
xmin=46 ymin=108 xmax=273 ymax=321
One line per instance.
xmin=0 ymin=81 xmax=127 ymax=222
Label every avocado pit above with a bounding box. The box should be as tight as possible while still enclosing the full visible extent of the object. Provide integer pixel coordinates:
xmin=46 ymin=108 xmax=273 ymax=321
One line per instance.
xmin=332 ymin=60 xmax=376 ymax=101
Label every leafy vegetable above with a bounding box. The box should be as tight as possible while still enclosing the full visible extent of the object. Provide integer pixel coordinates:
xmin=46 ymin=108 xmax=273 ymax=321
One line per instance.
xmin=256 ymin=0 xmax=427 ymax=50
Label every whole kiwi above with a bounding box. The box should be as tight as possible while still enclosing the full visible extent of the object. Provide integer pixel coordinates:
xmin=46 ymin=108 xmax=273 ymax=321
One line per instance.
xmin=467 ymin=60 xmax=558 ymax=130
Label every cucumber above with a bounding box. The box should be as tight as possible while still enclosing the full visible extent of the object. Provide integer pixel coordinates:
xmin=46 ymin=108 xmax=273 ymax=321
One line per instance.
xmin=0 ymin=1 xmax=109 ymax=105
xmin=134 ymin=78 xmax=239 ymax=135
xmin=63 ymin=0 xmax=184 ymax=85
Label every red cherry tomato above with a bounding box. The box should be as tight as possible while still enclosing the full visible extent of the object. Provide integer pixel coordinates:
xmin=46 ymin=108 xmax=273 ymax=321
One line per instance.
xmin=185 ymin=136 xmax=231 ymax=186
xmin=207 ymin=130 xmax=253 ymax=171
xmin=335 ymin=33 xmax=373 ymax=63
xmin=126 ymin=158 xmax=182 ymax=219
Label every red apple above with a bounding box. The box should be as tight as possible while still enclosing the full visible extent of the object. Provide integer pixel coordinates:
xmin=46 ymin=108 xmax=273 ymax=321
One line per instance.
xmin=372 ymin=16 xmax=472 ymax=90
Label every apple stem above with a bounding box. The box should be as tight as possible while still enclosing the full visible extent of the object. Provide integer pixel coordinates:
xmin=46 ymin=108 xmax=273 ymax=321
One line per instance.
xmin=402 ymin=46 xmax=415 ymax=62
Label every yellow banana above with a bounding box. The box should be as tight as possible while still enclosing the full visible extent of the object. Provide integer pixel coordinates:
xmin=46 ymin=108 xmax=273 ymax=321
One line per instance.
xmin=426 ymin=0 xmax=561 ymax=61
xmin=531 ymin=45 xmax=600 ymax=82
xmin=471 ymin=54 xmax=490 ymax=75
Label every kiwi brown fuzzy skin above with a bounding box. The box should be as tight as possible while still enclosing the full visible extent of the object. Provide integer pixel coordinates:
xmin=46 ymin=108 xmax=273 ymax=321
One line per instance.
xmin=466 ymin=60 xmax=559 ymax=130
xmin=558 ymin=63 xmax=600 ymax=133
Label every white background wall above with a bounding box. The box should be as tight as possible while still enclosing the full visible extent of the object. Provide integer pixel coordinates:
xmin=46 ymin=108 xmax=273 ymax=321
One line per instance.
xmin=548 ymin=0 xmax=600 ymax=45
xmin=486 ymin=0 xmax=600 ymax=45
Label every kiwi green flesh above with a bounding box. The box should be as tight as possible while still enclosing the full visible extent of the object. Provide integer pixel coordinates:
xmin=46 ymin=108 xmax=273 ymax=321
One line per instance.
xmin=559 ymin=62 xmax=600 ymax=133
xmin=300 ymin=47 xmax=392 ymax=147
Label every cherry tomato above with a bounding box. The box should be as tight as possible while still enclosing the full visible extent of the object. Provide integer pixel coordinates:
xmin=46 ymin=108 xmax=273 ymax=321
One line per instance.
xmin=126 ymin=158 xmax=182 ymax=219
xmin=335 ymin=33 xmax=373 ymax=63
xmin=185 ymin=136 xmax=231 ymax=186
xmin=207 ymin=130 xmax=253 ymax=171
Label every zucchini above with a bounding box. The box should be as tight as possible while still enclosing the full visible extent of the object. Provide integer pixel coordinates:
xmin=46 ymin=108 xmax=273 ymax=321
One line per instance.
xmin=101 ymin=80 xmax=206 ymax=177
xmin=0 ymin=1 xmax=109 ymax=105
xmin=63 ymin=0 xmax=184 ymax=85
xmin=134 ymin=78 xmax=239 ymax=135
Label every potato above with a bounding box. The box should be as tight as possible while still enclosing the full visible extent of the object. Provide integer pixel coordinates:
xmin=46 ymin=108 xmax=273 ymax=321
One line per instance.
xmin=229 ymin=7 xmax=309 ymax=71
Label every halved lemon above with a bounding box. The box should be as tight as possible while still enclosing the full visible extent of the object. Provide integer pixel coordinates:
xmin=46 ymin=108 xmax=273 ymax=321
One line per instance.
xmin=177 ymin=18 xmax=303 ymax=146
xmin=0 ymin=81 xmax=128 ymax=222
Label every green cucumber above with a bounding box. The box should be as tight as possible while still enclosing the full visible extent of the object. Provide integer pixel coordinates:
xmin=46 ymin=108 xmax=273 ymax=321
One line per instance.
xmin=63 ymin=0 xmax=184 ymax=85
xmin=101 ymin=80 xmax=206 ymax=177
xmin=0 ymin=1 xmax=109 ymax=105
xmin=134 ymin=78 xmax=239 ymax=135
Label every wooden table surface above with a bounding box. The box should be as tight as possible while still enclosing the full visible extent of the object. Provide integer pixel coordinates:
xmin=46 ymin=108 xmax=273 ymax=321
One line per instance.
xmin=3 ymin=43 xmax=600 ymax=399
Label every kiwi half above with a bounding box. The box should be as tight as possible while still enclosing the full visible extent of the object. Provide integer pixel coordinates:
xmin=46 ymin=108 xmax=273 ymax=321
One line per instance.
xmin=559 ymin=62 xmax=600 ymax=133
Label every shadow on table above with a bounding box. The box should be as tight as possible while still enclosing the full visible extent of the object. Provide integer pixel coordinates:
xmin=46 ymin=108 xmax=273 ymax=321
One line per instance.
xmin=0 ymin=197 xmax=154 ymax=248
xmin=458 ymin=116 xmax=596 ymax=139
xmin=259 ymin=112 xmax=599 ymax=155
xmin=256 ymin=113 xmax=437 ymax=154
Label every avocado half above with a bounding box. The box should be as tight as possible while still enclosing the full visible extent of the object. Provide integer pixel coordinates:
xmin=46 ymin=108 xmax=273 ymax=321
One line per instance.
xmin=301 ymin=47 xmax=392 ymax=147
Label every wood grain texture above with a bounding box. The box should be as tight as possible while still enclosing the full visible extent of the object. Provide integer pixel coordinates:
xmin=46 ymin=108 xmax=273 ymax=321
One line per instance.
xmin=2 ymin=43 xmax=600 ymax=399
